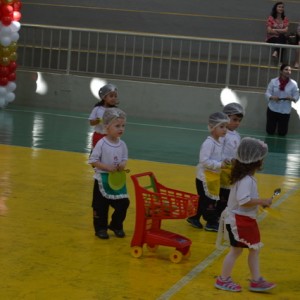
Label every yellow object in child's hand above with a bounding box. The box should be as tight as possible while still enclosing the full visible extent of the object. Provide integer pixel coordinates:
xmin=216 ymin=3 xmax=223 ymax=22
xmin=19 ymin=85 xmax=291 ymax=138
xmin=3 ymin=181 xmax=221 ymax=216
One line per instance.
xmin=220 ymin=168 xmax=232 ymax=188
xmin=97 ymin=118 xmax=102 ymax=124
xmin=204 ymin=169 xmax=221 ymax=198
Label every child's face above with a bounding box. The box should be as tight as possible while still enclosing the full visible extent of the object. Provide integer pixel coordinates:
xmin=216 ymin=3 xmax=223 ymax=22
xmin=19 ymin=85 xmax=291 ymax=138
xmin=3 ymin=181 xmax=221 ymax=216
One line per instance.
xmin=103 ymin=91 xmax=118 ymax=107
xmin=211 ymin=123 xmax=227 ymax=140
xmin=106 ymin=118 xmax=126 ymax=140
xmin=227 ymin=115 xmax=243 ymax=131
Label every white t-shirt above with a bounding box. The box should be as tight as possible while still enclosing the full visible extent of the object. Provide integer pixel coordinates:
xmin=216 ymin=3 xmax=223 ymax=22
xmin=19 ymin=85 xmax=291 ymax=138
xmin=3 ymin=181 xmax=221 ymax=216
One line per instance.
xmin=221 ymin=130 xmax=241 ymax=161
xmin=89 ymin=106 xmax=106 ymax=134
xmin=88 ymin=137 xmax=128 ymax=179
xmin=225 ymin=175 xmax=259 ymax=223
xmin=196 ymin=136 xmax=223 ymax=181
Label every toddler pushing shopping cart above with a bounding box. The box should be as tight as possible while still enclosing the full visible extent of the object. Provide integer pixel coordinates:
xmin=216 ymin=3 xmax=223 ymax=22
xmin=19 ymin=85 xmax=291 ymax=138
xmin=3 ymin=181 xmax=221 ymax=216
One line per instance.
xmin=130 ymin=172 xmax=198 ymax=263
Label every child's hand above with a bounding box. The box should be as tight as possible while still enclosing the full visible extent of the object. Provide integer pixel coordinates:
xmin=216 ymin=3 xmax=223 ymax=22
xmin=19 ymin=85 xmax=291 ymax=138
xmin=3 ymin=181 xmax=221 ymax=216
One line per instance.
xmin=262 ymin=198 xmax=273 ymax=208
xmin=116 ymin=162 xmax=126 ymax=171
xmin=221 ymin=159 xmax=231 ymax=168
xmin=106 ymin=164 xmax=118 ymax=172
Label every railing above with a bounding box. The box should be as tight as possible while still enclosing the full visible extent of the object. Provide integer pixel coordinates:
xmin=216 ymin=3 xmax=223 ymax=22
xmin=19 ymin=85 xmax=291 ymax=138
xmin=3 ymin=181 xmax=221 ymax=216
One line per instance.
xmin=18 ymin=24 xmax=300 ymax=91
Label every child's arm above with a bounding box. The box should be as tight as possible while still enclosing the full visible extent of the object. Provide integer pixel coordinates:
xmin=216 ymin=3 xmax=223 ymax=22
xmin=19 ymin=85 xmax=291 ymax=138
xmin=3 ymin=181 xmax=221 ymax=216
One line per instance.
xmin=89 ymin=106 xmax=103 ymax=126
xmin=241 ymin=197 xmax=273 ymax=208
xmin=90 ymin=161 xmax=118 ymax=172
xmin=89 ymin=118 xmax=102 ymax=126
xmin=116 ymin=142 xmax=128 ymax=171
xmin=200 ymin=140 xmax=222 ymax=170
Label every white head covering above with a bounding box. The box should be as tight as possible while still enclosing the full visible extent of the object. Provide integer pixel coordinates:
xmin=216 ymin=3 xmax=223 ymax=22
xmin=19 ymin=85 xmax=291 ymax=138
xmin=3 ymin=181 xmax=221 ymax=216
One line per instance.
xmin=208 ymin=112 xmax=230 ymax=131
xmin=103 ymin=107 xmax=126 ymax=126
xmin=98 ymin=84 xmax=118 ymax=100
xmin=236 ymin=137 xmax=268 ymax=163
xmin=223 ymin=102 xmax=245 ymax=116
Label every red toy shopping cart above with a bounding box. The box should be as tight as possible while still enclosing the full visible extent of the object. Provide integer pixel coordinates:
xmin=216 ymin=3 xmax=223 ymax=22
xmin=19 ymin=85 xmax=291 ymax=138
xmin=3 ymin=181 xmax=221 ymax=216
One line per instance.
xmin=130 ymin=172 xmax=199 ymax=263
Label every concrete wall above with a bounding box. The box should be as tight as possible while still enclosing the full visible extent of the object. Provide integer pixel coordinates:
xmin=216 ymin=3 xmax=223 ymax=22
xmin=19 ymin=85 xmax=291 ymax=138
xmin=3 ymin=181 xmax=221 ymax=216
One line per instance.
xmin=12 ymin=70 xmax=300 ymax=134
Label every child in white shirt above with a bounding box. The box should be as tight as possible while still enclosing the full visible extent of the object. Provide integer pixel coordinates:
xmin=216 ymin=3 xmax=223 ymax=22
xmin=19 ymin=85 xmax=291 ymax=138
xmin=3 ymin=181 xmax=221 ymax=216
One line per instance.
xmin=88 ymin=84 xmax=118 ymax=149
xmin=215 ymin=137 xmax=276 ymax=293
xmin=217 ymin=103 xmax=245 ymax=217
xmin=89 ymin=107 xmax=129 ymax=239
xmin=187 ymin=112 xmax=230 ymax=232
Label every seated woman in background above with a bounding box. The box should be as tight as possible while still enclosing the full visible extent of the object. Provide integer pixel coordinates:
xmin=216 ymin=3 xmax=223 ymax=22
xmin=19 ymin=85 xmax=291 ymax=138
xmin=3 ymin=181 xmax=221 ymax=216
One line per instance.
xmin=266 ymin=2 xmax=289 ymax=62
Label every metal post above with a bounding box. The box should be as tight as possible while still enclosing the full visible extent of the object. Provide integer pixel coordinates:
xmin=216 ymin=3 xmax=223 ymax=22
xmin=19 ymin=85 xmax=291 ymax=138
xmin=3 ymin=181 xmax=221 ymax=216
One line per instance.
xmin=66 ymin=29 xmax=72 ymax=75
xmin=225 ymin=42 xmax=232 ymax=86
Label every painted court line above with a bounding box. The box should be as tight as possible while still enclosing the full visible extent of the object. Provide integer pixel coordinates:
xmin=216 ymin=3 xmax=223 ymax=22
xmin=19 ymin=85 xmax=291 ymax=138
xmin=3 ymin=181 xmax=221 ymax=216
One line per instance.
xmin=156 ymin=246 xmax=227 ymax=300
xmin=156 ymin=183 xmax=300 ymax=300
xmin=6 ymin=108 xmax=300 ymax=142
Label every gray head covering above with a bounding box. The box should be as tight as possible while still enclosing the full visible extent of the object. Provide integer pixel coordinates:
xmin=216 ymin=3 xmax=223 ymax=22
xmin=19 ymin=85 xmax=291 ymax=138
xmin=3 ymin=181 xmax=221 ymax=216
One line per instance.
xmin=236 ymin=137 xmax=268 ymax=164
xmin=223 ymin=102 xmax=245 ymax=116
xmin=103 ymin=107 xmax=126 ymax=126
xmin=98 ymin=84 xmax=118 ymax=100
xmin=208 ymin=112 xmax=230 ymax=131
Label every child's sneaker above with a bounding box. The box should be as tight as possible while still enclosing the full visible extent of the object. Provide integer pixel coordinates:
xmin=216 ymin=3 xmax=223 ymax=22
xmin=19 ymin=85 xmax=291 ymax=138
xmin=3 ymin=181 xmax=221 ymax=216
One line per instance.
xmin=205 ymin=223 xmax=219 ymax=232
xmin=187 ymin=217 xmax=203 ymax=229
xmin=249 ymin=277 xmax=276 ymax=292
xmin=215 ymin=276 xmax=242 ymax=292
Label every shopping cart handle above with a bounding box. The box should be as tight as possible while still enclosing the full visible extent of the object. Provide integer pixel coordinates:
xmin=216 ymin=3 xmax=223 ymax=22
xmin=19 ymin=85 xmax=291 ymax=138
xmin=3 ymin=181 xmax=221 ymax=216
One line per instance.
xmin=131 ymin=171 xmax=154 ymax=179
xmin=131 ymin=172 xmax=159 ymax=192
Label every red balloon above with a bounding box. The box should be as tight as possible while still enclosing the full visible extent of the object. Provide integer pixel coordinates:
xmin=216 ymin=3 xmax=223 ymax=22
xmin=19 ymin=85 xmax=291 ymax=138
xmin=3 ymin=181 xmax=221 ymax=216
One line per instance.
xmin=13 ymin=11 xmax=21 ymax=21
xmin=8 ymin=61 xmax=17 ymax=72
xmin=0 ymin=66 xmax=9 ymax=76
xmin=1 ymin=4 xmax=13 ymax=16
xmin=8 ymin=72 xmax=16 ymax=81
xmin=0 ymin=77 xmax=8 ymax=86
xmin=2 ymin=15 xmax=12 ymax=26
xmin=13 ymin=1 xmax=22 ymax=11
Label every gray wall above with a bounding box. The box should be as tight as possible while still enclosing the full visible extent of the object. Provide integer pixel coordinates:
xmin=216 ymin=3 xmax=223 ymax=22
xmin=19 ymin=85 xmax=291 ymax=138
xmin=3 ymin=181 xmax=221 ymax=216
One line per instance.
xmin=13 ymin=70 xmax=300 ymax=134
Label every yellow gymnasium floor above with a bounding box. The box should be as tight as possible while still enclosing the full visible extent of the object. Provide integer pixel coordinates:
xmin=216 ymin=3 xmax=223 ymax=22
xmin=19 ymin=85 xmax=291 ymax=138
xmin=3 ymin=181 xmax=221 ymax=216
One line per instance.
xmin=1 ymin=107 xmax=300 ymax=299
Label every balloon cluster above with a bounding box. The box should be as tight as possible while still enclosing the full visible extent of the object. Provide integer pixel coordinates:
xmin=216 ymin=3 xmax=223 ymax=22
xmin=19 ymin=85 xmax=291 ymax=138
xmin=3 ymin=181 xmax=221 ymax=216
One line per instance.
xmin=0 ymin=0 xmax=21 ymax=108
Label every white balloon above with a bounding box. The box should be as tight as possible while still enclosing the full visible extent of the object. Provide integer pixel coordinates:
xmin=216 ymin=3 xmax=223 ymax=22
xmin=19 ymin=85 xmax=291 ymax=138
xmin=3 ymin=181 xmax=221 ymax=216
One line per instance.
xmin=10 ymin=21 xmax=21 ymax=33
xmin=0 ymin=87 xmax=6 ymax=96
xmin=0 ymin=97 xmax=6 ymax=108
xmin=11 ymin=32 xmax=19 ymax=42
xmin=0 ymin=36 xmax=11 ymax=47
xmin=6 ymin=81 xmax=16 ymax=92
xmin=5 ymin=92 xmax=15 ymax=103
xmin=0 ymin=26 xmax=12 ymax=36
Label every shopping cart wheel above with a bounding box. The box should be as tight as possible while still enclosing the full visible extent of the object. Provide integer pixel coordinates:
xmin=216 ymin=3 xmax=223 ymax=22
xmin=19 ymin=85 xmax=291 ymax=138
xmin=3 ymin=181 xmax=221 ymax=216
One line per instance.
xmin=131 ymin=246 xmax=143 ymax=258
xmin=183 ymin=250 xmax=191 ymax=259
xmin=180 ymin=246 xmax=191 ymax=258
xmin=146 ymin=244 xmax=158 ymax=252
xmin=169 ymin=250 xmax=183 ymax=263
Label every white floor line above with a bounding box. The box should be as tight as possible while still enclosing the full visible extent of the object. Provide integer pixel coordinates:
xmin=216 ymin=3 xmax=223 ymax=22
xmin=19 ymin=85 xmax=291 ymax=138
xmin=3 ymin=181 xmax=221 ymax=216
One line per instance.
xmin=6 ymin=108 xmax=300 ymax=141
xmin=156 ymin=183 xmax=300 ymax=300
xmin=156 ymin=246 xmax=227 ymax=300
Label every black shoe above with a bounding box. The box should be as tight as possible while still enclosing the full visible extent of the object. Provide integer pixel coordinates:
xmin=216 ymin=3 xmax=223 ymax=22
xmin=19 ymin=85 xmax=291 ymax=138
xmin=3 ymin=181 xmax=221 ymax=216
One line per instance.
xmin=108 ymin=226 xmax=125 ymax=238
xmin=187 ymin=217 xmax=203 ymax=229
xmin=95 ymin=230 xmax=109 ymax=239
xmin=204 ymin=223 xmax=219 ymax=232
